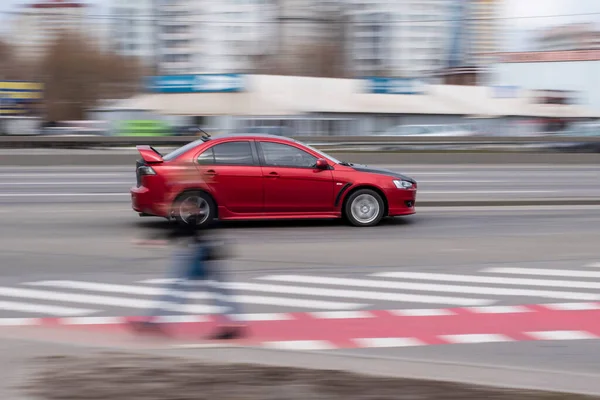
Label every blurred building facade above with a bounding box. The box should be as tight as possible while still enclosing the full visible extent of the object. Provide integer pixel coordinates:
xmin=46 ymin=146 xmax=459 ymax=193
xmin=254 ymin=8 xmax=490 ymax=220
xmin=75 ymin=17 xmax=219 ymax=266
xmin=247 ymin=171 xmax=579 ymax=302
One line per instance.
xmin=11 ymin=0 xmax=87 ymax=60
xmin=466 ymin=0 xmax=501 ymax=66
xmin=112 ymin=0 xmax=276 ymax=75
xmin=343 ymin=0 xmax=500 ymax=82
xmin=111 ymin=0 xmax=159 ymax=68
xmin=344 ymin=0 xmax=455 ymax=78
xmin=535 ymin=23 xmax=600 ymax=51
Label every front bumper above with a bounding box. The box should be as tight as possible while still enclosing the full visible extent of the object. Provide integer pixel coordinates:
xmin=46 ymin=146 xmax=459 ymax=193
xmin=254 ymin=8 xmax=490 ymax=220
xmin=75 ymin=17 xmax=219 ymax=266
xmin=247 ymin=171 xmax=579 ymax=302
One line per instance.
xmin=386 ymin=188 xmax=417 ymax=216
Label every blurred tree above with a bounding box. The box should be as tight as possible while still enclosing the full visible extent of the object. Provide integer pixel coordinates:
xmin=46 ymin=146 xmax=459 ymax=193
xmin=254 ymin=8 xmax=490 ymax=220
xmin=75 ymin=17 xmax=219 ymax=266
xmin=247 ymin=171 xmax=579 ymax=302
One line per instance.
xmin=39 ymin=31 xmax=143 ymax=121
xmin=0 ymin=40 xmax=34 ymax=80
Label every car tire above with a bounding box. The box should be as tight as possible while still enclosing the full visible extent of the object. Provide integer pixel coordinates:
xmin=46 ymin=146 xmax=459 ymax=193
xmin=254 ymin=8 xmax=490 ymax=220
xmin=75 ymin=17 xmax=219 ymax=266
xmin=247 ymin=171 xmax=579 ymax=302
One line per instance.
xmin=173 ymin=190 xmax=216 ymax=227
xmin=344 ymin=189 xmax=385 ymax=227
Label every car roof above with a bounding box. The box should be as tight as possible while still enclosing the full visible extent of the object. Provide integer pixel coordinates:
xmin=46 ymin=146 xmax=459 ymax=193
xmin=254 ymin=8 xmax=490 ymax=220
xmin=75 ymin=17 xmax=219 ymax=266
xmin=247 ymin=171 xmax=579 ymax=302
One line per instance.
xmin=212 ymin=133 xmax=297 ymax=142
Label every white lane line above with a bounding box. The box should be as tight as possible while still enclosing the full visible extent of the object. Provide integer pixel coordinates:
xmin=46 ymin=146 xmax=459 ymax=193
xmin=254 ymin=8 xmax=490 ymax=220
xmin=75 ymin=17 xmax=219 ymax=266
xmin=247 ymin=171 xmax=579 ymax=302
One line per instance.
xmin=419 ymin=190 xmax=559 ymax=195
xmin=0 ymin=193 xmax=129 ymax=197
xmin=310 ymin=311 xmax=374 ymax=319
xmin=541 ymin=303 xmax=600 ymax=311
xmin=0 ymin=182 xmax=132 ymax=186
xmin=441 ymin=334 xmax=512 ymax=344
xmin=418 ymin=180 xmax=509 ymax=184
xmin=525 ymin=331 xmax=598 ymax=341
xmin=228 ymin=282 xmax=490 ymax=307
xmin=262 ymin=340 xmax=336 ymax=351
xmin=0 ymin=287 xmax=220 ymax=314
xmin=62 ymin=316 xmax=124 ymax=325
xmin=483 ymin=268 xmax=600 ymax=279
xmin=26 ymin=281 xmax=364 ymax=310
xmin=0 ymin=173 xmax=130 ymax=178
xmin=143 ymin=278 xmax=491 ymax=306
xmin=0 ymin=318 xmax=39 ymax=326
xmin=0 ymin=300 xmax=98 ymax=317
xmin=465 ymin=306 xmax=532 ymax=314
xmin=260 ymin=275 xmax=600 ymax=302
xmin=372 ymin=271 xmax=600 ymax=290
xmin=233 ymin=313 xmax=292 ymax=321
xmin=585 ymin=263 xmax=600 ymax=268
xmin=353 ymin=337 xmax=424 ymax=348
xmin=390 ymin=309 xmax=455 ymax=317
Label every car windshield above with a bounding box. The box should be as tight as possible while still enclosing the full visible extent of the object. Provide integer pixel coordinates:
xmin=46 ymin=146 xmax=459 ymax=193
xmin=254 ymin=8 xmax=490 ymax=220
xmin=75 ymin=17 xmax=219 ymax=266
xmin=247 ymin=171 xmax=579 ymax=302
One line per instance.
xmin=301 ymin=142 xmax=342 ymax=164
xmin=162 ymin=139 xmax=205 ymax=161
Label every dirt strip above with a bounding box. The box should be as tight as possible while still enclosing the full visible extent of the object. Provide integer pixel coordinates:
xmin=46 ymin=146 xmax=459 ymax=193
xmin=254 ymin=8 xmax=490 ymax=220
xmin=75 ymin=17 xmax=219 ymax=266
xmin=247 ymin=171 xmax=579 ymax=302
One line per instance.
xmin=23 ymin=352 xmax=598 ymax=400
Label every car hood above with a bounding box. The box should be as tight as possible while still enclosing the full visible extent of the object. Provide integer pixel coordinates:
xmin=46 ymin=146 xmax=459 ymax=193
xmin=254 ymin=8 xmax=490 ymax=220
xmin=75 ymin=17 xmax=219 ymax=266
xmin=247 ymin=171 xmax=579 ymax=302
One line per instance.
xmin=350 ymin=164 xmax=417 ymax=184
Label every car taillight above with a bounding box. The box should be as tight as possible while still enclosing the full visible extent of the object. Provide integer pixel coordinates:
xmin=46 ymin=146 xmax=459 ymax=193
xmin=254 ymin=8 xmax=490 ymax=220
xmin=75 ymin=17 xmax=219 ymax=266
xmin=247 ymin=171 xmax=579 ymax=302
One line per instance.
xmin=137 ymin=165 xmax=156 ymax=176
xmin=136 ymin=164 xmax=156 ymax=187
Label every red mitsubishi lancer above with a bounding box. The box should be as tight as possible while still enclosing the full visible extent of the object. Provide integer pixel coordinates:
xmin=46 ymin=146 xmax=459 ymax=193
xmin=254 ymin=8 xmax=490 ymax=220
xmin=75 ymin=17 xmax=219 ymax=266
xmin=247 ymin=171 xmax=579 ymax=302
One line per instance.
xmin=130 ymin=134 xmax=417 ymax=227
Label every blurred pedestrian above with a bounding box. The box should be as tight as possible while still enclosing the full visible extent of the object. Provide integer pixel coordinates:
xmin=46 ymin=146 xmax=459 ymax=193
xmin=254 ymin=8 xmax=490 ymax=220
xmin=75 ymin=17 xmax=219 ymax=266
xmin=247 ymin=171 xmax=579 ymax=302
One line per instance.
xmin=129 ymin=164 xmax=246 ymax=340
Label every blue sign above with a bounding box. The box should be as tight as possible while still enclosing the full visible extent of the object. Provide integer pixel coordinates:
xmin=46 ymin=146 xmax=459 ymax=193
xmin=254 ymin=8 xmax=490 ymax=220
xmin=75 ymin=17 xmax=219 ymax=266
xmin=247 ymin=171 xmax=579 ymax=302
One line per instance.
xmin=147 ymin=74 xmax=245 ymax=93
xmin=363 ymin=77 xmax=426 ymax=95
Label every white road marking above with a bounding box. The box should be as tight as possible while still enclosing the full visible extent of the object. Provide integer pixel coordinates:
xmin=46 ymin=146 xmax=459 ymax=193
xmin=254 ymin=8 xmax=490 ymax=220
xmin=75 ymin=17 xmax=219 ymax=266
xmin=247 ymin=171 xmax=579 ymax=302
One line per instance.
xmin=390 ymin=309 xmax=455 ymax=317
xmin=441 ymin=334 xmax=511 ymax=344
xmin=419 ymin=190 xmax=559 ymax=195
xmin=143 ymin=279 xmax=490 ymax=307
xmin=0 ymin=182 xmax=132 ymax=186
xmin=464 ymin=306 xmax=532 ymax=314
xmin=26 ymin=280 xmax=364 ymax=310
xmin=260 ymin=275 xmax=600 ymax=301
xmin=353 ymin=337 xmax=424 ymax=348
xmin=372 ymin=271 xmax=600 ymax=290
xmin=0 ymin=318 xmax=39 ymax=326
xmin=62 ymin=316 xmax=124 ymax=325
xmin=261 ymin=340 xmax=335 ymax=351
xmin=0 ymin=193 xmax=129 ymax=197
xmin=0 ymin=287 xmax=220 ymax=314
xmin=541 ymin=303 xmax=600 ymax=311
xmin=310 ymin=311 xmax=374 ymax=319
xmin=525 ymin=331 xmax=598 ymax=341
xmin=0 ymin=300 xmax=97 ymax=317
xmin=224 ymin=282 xmax=489 ymax=307
xmin=418 ymin=180 xmax=509 ymax=184
xmin=0 ymin=173 xmax=129 ymax=178
xmin=585 ymin=263 xmax=600 ymax=268
xmin=233 ymin=313 xmax=292 ymax=321
xmin=483 ymin=268 xmax=600 ymax=279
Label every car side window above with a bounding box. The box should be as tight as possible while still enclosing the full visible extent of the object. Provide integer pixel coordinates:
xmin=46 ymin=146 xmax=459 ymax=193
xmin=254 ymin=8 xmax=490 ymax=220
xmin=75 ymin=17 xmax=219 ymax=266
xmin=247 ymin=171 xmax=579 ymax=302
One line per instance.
xmin=198 ymin=141 xmax=255 ymax=166
xmin=260 ymin=142 xmax=318 ymax=168
xmin=197 ymin=148 xmax=215 ymax=165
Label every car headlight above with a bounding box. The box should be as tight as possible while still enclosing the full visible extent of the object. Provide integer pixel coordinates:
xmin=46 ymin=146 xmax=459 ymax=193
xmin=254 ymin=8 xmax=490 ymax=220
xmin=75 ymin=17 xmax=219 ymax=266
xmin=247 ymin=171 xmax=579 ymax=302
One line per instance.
xmin=393 ymin=180 xmax=413 ymax=189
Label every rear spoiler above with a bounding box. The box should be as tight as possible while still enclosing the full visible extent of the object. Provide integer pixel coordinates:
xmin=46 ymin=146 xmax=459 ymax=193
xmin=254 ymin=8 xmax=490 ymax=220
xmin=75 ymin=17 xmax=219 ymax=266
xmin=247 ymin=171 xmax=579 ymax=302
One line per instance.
xmin=136 ymin=145 xmax=164 ymax=164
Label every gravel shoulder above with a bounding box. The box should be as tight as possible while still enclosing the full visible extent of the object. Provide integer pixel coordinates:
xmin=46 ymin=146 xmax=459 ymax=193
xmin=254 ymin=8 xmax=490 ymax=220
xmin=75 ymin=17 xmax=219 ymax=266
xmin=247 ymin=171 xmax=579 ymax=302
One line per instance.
xmin=23 ymin=353 xmax=599 ymax=400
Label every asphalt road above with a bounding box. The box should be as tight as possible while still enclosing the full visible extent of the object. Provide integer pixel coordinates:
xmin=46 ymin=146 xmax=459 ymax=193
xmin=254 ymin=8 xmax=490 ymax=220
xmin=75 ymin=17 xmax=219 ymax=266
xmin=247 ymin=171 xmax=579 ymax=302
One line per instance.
xmin=0 ymin=164 xmax=599 ymax=204
xmin=2 ymin=165 xmax=600 ymax=394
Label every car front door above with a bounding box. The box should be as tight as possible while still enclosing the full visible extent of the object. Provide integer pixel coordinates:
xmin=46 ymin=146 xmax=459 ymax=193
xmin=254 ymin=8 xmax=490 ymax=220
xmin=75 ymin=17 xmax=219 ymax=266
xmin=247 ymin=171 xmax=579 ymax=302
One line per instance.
xmin=258 ymin=141 xmax=335 ymax=214
xmin=195 ymin=140 xmax=263 ymax=214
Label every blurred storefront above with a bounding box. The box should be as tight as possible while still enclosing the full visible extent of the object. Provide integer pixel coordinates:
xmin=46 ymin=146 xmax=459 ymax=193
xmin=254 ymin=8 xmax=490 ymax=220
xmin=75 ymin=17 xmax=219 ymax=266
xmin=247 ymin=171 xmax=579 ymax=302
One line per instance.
xmin=98 ymin=73 xmax=599 ymax=137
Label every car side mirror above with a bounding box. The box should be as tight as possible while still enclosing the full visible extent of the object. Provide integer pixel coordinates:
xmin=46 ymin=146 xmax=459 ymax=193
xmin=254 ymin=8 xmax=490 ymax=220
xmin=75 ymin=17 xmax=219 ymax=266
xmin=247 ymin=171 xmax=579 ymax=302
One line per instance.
xmin=315 ymin=159 xmax=329 ymax=170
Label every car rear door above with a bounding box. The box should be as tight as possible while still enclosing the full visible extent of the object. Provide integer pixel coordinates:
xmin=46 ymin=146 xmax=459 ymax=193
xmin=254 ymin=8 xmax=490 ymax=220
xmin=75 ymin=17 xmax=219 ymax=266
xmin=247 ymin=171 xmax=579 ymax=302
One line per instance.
xmin=257 ymin=140 xmax=335 ymax=214
xmin=195 ymin=140 xmax=263 ymax=214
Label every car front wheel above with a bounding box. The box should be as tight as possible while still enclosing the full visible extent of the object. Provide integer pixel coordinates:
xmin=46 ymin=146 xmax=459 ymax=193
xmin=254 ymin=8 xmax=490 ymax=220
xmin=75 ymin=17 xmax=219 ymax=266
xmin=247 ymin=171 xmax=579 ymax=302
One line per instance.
xmin=173 ymin=191 xmax=216 ymax=227
xmin=344 ymin=189 xmax=385 ymax=227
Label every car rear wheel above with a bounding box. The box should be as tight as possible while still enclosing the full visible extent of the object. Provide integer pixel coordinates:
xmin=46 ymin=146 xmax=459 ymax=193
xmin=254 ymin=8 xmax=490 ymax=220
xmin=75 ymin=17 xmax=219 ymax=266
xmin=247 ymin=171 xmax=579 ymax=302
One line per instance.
xmin=344 ymin=189 xmax=385 ymax=227
xmin=173 ymin=191 xmax=216 ymax=227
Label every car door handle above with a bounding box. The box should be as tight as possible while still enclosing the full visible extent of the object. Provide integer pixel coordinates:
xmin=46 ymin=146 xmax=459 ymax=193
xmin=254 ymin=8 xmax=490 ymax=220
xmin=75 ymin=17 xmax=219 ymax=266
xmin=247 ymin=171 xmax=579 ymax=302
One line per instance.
xmin=205 ymin=169 xmax=217 ymax=176
xmin=267 ymin=171 xmax=279 ymax=178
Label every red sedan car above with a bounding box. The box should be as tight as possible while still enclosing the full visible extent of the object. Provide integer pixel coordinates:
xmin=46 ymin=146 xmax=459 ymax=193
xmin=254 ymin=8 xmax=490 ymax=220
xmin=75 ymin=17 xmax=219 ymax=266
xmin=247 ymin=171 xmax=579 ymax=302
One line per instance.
xmin=130 ymin=134 xmax=417 ymax=227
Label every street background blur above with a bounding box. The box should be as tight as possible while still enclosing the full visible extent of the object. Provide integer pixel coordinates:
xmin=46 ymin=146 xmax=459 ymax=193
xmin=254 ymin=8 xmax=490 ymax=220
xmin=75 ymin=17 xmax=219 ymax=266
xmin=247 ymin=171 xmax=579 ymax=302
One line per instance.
xmin=1 ymin=0 xmax=600 ymax=141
